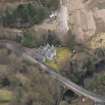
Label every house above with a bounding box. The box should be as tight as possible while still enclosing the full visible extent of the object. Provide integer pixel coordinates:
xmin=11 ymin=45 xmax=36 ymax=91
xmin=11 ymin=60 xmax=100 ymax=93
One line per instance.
xmin=38 ymin=44 xmax=56 ymax=62
xmin=45 ymin=45 xmax=56 ymax=60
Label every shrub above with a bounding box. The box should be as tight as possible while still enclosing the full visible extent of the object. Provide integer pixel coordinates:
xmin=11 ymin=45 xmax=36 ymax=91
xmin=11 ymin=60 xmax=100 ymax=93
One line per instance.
xmin=21 ymin=31 xmax=47 ymax=48
xmin=39 ymin=0 xmax=59 ymax=10
xmin=87 ymin=74 xmax=105 ymax=95
xmin=2 ymin=3 xmax=49 ymax=28
xmin=21 ymin=32 xmax=36 ymax=48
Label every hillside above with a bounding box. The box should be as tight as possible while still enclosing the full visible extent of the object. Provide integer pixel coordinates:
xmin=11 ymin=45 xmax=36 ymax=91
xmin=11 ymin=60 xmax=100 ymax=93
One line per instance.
xmin=1 ymin=0 xmax=105 ymax=105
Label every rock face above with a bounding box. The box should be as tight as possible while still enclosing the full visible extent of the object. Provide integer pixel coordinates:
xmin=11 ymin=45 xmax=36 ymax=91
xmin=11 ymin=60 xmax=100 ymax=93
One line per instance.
xmin=57 ymin=0 xmax=105 ymax=43
xmin=69 ymin=0 xmax=96 ymax=43
xmin=57 ymin=0 xmax=69 ymax=44
xmin=55 ymin=0 xmax=105 ymax=44
xmin=87 ymin=33 xmax=105 ymax=49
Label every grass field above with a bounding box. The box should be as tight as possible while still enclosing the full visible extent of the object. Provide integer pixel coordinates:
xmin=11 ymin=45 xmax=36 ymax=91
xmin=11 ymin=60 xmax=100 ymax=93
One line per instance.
xmin=0 ymin=89 xmax=13 ymax=104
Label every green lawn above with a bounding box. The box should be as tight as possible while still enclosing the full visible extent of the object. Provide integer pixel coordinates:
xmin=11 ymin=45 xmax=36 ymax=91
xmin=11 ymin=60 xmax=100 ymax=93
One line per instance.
xmin=0 ymin=89 xmax=13 ymax=103
xmin=45 ymin=47 xmax=72 ymax=71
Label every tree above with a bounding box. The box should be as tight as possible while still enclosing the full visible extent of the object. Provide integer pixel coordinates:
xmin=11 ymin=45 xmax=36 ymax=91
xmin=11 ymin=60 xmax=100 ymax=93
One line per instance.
xmin=2 ymin=3 xmax=49 ymax=28
xmin=47 ymin=30 xmax=61 ymax=46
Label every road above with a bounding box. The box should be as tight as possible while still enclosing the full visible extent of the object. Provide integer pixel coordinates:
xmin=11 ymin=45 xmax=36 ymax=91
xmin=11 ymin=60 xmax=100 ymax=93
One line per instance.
xmin=0 ymin=40 xmax=105 ymax=104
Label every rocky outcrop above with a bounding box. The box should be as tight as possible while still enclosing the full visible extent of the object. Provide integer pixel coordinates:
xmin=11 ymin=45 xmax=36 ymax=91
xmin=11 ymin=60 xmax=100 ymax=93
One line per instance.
xmin=68 ymin=0 xmax=96 ymax=43
xmin=93 ymin=8 xmax=105 ymax=33
xmin=59 ymin=0 xmax=105 ymax=43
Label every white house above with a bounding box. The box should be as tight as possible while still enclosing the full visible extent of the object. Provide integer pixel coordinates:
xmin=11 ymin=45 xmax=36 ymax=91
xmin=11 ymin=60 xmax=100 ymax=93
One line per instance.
xmin=45 ymin=45 xmax=56 ymax=60
xmin=38 ymin=44 xmax=56 ymax=62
